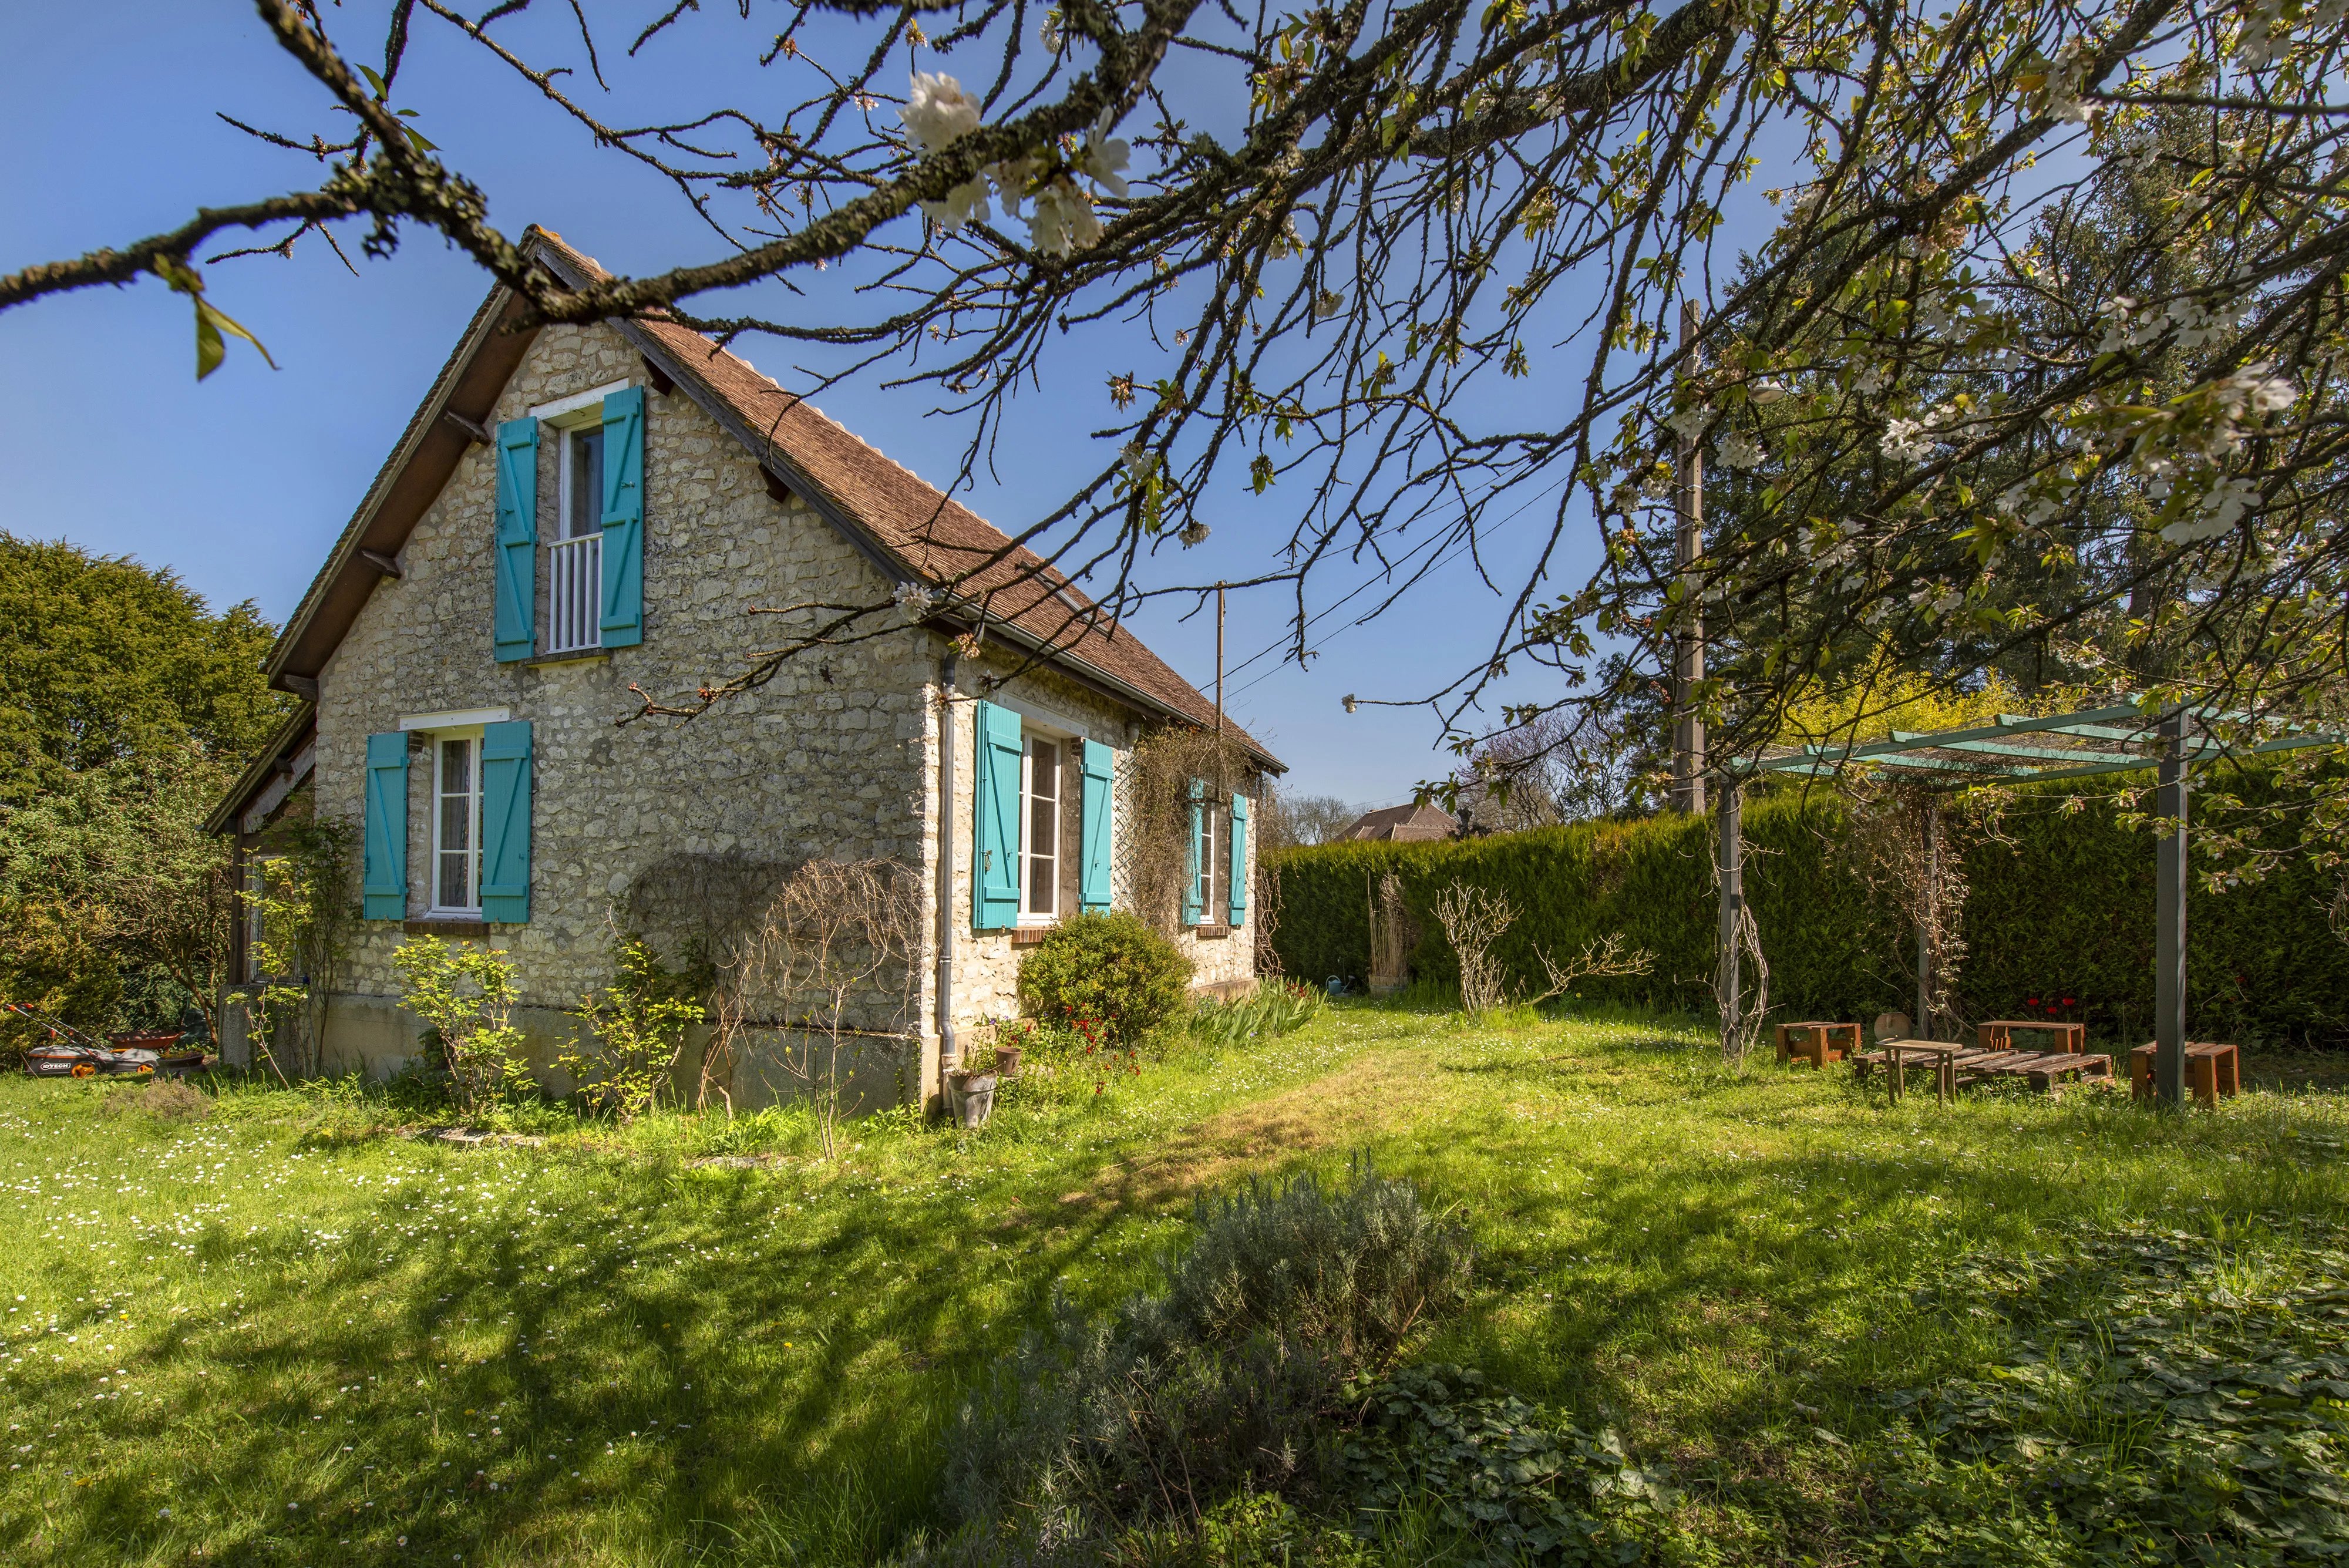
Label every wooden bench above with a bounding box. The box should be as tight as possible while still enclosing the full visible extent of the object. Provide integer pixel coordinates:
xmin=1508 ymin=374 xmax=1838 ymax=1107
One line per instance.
xmin=2129 ymin=1041 xmax=2240 ymax=1106
xmin=1778 ymin=1021 xmax=1860 ymax=1068
xmin=1978 ymin=1019 xmax=2086 ymax=1054
xmin=1857 ymin=1039 xmax=2114 ymax=1102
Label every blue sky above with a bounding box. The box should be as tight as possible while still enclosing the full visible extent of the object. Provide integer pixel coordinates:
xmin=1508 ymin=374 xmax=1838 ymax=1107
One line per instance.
xmin=0 ymin=0 xmax=1661 ymax=810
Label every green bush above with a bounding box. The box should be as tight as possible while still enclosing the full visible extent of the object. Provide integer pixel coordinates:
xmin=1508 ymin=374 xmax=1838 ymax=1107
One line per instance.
xmin=1267 ymin=773 xmax=2349 ymax=1045
xmin=947 ymin=1158 xmax=1472 ymax=1541
xmin=1016 ymin=910 xmax=1192 ymax=1048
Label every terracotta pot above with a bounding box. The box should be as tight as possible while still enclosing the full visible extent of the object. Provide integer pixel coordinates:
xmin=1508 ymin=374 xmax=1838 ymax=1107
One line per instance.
xmin=994 ymin=1045 xmax=1023 ymax=1079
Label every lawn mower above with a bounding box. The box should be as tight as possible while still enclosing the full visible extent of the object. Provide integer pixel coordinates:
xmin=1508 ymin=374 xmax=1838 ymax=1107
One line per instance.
xmin=8 ymin=1003 xmax=206 ymax=1079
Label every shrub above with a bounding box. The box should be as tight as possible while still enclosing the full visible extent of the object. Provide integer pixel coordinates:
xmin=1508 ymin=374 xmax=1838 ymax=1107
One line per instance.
xmin=392 ymin=937 xmax=531 ymax=1115
xmin=947 ymin=1158 xmax=1472 ymax=1539
xmin=558 ymin=934 xmax=704 ymax=1123
xmin=1191 ymin=978 xmax=1326 ymax=1049
xmin=1017 ymin=910 xmax=1192 ymax=1048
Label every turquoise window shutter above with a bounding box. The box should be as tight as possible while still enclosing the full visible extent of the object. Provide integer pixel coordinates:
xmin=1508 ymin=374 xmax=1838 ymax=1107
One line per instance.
xmin=493 ymin=420 xmax=539 ymax=662
xmin=362 ymin=731 xmax=409 ymax=919
xmin=599 ymin=386 xmax=646 ymax=647
xmin=1182 ymin=778 xmax=1205 ymax=927
xmin=972 ymin=701 xmax=1023 ymax=930
xmin=478 ymin=721 xmax=534 ymax=924
xmin=1079 ymin=739 xmax=1114 ymax=913
xmin=1228 ymin=791 xmax=1249 ymax=926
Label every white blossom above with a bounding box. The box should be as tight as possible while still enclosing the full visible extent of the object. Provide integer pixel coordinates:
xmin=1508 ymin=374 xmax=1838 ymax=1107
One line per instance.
xmin=901 ymin=72 xmax=981 ymax=153
xmin=1664 ymin=406 xmax=1709 ymax=442
xmin=1081 ymin=117 xmax=1130 ymax=198
xmin=1715 ymin=430 xmax=1765 ymax=470
xmin=2162 ymin=478 xmax=2259 ymax=544
xmin=1028 ymin=176 xmax=1102 ymax=255
xmin=1313 ymin=288 xmax=1345 ymax=321
xmin=1179 ymin=520 xmax=1211 ymax=547
xmin=918 ymin=176 xmax=992 ymax=233
xmin=892 ymin=581 xmax=941 ymax=621
xmin=1039 ymin=9 xmax=1064 ymax=51
xmin=1854 ymin=365 xmax=1890 ymax=395
xmin=1121 ymin=440 xmax=1155 ymax=480
xmin=1881 ymin=416 xmax=1938 ymax=463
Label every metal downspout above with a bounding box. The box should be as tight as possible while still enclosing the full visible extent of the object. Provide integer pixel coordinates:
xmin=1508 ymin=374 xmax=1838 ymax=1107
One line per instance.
xmin=935 ymin=653 xmax=960 ymax=1089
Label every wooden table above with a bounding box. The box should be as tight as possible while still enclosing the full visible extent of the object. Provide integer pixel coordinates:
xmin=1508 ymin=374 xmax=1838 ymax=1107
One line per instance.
xmin=1857 ymin=1039 xmax=2116 ymax=1102
xmin=2129 ymin=1041 xmax=2240 ymax=1106
xmin=1777 ymin=1021 xmax=1860 ymax=1069
xmin=1978 ymin=1019 xmax=2086 ymax=1054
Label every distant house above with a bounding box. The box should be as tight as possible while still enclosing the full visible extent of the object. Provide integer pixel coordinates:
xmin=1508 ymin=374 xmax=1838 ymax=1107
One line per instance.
xmin=1338 ymin=802 xmax=1456 ymax=842
xmin=207 ymin=226 xmax=1281 ymax=1108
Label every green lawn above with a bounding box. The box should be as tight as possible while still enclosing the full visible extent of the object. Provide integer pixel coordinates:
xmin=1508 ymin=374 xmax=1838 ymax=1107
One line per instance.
xmin=4 ymin=1007 xmax=2346 ymax=1566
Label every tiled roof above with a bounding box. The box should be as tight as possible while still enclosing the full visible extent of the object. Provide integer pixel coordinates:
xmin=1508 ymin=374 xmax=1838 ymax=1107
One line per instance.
xmin=1341 ymin=802 xmax=1456 ymax=841
xmin=534 ymin=231 xmax=1280 ymax=769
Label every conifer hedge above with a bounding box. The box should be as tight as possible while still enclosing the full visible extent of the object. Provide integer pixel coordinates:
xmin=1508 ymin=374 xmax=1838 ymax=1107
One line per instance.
xmin=1266 ymin=784 xmax=2349 ymax=1046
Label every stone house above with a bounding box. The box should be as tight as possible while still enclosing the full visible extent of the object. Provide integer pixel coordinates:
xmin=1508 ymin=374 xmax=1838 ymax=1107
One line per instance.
xmin=208 ymin=228 xmax=1282 ymax=1107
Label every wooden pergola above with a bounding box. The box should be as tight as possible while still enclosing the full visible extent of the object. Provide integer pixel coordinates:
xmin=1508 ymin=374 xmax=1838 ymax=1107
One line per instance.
xmin=1710 ymin=701 xmax=2339 ymax=1107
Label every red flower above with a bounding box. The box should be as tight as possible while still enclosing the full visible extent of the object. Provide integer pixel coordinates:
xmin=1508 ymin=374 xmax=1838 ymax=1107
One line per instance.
xmin=2026 ymin=997 xmax=2040 ymax=1008
xmin=2061 ymin=996 xmax=2077 ymax=1008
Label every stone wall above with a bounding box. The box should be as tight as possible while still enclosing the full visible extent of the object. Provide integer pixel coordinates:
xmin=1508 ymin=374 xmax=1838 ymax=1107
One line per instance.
xmin=294 ymin=317 xmax=1260 ymax=1106
xmin=310 ymin=321 xmax=934 ymax=1095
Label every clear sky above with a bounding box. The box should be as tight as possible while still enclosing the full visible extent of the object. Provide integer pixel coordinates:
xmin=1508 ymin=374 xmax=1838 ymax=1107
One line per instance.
xmin=0 ymin=0 xmax=1649 ymax=812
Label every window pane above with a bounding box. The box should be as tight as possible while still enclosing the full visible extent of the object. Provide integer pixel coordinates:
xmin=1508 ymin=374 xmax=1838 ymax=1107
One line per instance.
xmin=568 ymin=427 xmax=605 ymax=539
xmin=439 ymin=853 xmax=471 ymax=911
xmin=1026 ymin=739 xmax=1056 ymax=914
xmin=440 ymin=738 xmax=472 ymax=798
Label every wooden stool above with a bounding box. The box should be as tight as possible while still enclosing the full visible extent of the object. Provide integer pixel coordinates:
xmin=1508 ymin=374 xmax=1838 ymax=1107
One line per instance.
xmin=2129 ymin=1042 xmax=2240 ymax=1106
xmin=1778 ymin=1021 xmax=1859 ymax=1068
xmin=1979 ymin=1019 xmax=2086 ymax=1054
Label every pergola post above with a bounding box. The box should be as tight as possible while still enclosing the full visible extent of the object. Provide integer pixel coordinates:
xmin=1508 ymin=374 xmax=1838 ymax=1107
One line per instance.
xmin=2155 ymin=709 xmax=2190 ymax=1107
xmin=1717 ymin=776 xmax=1742 ymax=1056
xmin=1916 ymin=798 xmax=1939 ymax=1040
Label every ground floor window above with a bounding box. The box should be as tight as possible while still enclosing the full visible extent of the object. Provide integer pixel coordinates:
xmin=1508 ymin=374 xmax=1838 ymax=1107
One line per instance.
xmin=433 ymin=733 xmax=482 ymax=914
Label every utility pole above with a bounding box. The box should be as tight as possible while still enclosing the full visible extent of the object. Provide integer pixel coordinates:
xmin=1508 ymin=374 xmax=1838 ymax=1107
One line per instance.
xmin=2154 ymin=709 xmax=2190 ymax=1106
xmin=1671 ymin=300 xmax=1707 ymax=816
xmin=1214 ymin=581 xmax=1227 ymax=802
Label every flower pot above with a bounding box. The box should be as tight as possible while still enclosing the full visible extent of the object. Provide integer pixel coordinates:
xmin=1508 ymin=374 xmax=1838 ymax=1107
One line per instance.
xmin=994 ymin=1045 xmax=1023 ymax=1079
xmin=949 ymin=1070 xmax=997 ymax=1128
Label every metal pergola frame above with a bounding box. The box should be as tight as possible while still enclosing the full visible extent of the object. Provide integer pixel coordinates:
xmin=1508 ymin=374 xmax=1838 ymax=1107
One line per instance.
xmin=1707 ymin=700 xmax=2341 ymax=1108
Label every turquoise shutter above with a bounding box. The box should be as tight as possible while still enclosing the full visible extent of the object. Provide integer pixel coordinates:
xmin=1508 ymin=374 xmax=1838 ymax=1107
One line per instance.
xmin=972 ymin=701 xmax=1022 ymax=930
xmin=599 ymin=386 xmax=646 ymax=647
xmin=1079 ymin=740 xmax=1114 ymax=913
xmin=493 ymin=420 xmax=539 ymax=662
xmin=1182 ymin=779 xmax=1206 ymax=926
xmin=362 ymin=732 xmax=409 ymax=919
xmin=1228 ymin=791 xmax=1248 ymax=926
xmin=478 ymin=721 xmax=533 ymax=923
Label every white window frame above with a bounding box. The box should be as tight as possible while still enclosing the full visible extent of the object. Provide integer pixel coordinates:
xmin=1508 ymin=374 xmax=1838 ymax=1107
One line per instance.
xmin=428 ymin=725 xmax=487 ymax=917
xmin=244 ymin=854 xmax=275 ymax=981
xmin=1018 ymin=725 xmax=1069 ymax=926
xmin=546 ymin=402 xmax=608 ymax=655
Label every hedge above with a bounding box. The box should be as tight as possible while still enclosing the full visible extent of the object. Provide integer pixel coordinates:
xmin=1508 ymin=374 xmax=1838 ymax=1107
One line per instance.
xmin=1265 ymin=783 xmax=2349 ymax=1047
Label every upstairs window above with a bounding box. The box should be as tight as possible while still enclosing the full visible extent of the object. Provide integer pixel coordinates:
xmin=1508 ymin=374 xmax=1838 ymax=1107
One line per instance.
xmin=547 ymin=420 xmax=607 ymax=655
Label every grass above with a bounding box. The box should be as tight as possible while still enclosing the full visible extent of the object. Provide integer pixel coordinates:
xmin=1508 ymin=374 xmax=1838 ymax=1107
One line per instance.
xmin=3 ymin=1004 xmax=2346 ymax=1565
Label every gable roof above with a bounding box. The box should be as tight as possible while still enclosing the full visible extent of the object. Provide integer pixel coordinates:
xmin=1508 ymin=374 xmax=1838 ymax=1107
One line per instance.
xmin=1341 ymin=802 xmax=1456 ymax=842
xmin=261 ymin=227 xmax=1280 ymax=772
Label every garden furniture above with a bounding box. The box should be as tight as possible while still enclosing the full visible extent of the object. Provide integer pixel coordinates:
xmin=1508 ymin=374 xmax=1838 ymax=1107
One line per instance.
xmin=1978 ymin=1019 xmax=2086 ymax=1054
xmin=1856 ymin=1039 xmax=2115 ymax=1102
xmin=1776 ymin=1021 xmax=1860 ymax=1069
xmin=2129 ymin=1041 xmax=2239 ymax=1107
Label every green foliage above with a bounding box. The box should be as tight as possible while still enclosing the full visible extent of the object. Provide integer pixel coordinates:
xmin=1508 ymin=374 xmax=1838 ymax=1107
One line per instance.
xmin=1269 ymin=775 xmax=2349 ymax=1045
xmin=948 ymin=1159 xmax=1473 ymax=1542
xmin=1863 ymin=1222 xmax=2349 ymax=1564
xmin=229 ymin=817 xmax=358 ymax=1080
xmin=1339 ymin=1364 xmax=1669 ymax=1565
xmin=559 ymin=935 xmax=705 ymax=1122
xmin=0 ymin=534 xmax=287 ymax=807
xmin=391 ymin=937 xmax=532 ymax=1115
xmin=1192 ymin=977 xmax=1327 ymax=1049
xmin=1016 ymin=909 xmax=1193 ymax=1047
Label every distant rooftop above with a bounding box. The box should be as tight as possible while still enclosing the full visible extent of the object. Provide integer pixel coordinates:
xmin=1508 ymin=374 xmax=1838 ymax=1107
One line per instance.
xmin=1340 ymin=802 xmax=1457 ymax=842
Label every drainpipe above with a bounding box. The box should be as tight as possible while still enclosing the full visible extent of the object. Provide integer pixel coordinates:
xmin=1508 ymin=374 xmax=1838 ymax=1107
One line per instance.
xmin=935 ymin=652 xmax=960 ymax=1090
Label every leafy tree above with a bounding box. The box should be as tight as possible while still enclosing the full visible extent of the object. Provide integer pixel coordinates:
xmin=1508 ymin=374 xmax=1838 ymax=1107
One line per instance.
xmin=0 ymin=536 xmax=285 ymax=806
xmin=0 ymin=537 xmax=288 ymax=1042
